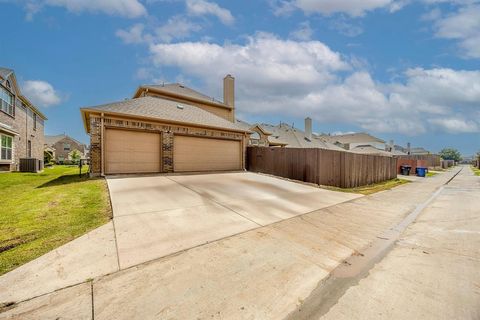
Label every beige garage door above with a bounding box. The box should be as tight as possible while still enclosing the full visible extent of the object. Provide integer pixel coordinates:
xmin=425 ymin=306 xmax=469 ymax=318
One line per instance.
xmin=174 ymin=136 xmax=241 ymax=172
xmin=105 ymin=129 xmax=161 ymax=174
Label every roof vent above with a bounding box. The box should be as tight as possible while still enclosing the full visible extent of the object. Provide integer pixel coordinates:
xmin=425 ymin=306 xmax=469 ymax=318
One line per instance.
xmin=177 ymin=105 xmax=184 ymax=110
xmin=179 ymin=84 xmax=184 ymax=88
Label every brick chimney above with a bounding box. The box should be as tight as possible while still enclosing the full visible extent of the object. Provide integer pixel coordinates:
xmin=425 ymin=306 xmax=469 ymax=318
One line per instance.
xmin=305 ymin=117 xmax=312 ymax=141
xmin=223 ymin=74 xmax=235 ymax=122
xmin=223 ymin=74 xmax=235 ymax=106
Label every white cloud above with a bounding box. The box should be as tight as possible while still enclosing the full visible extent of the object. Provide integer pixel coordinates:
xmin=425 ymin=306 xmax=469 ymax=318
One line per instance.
xmin=186 ymin=0 xmax=234 ymax=25
xmin=329 ymin=19 xmax=364 ymax=37
xmin=432 ymin=4 xmax=480 ymax=58
xmin=116 ymin=17 xmax=201 ymax=44
xmin=116 ymin=24 xmax=147 ymax=44
xmin=23 ymin=80 xmax=61 ymax=107
xmin=146 ymin=34 xmax=480 ymax=134
xmin=155 ymin=15 xmax=202 ymax=42
xmin=271 ymin=0 xmax=402 ymax=17
xmin=289 ymin=21 xmax=313 ymax=40
xmin=428 ymin=117 xmax=479 ymax=133
xmin=23 ymin=0 xmax=146 ymax=19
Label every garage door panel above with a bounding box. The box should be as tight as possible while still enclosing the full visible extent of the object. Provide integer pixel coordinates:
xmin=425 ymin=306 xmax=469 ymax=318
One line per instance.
xmin=106 ymin=129 xmax=161 ymax=174
xmin=174 ymin=136 xmax=241 ymax=172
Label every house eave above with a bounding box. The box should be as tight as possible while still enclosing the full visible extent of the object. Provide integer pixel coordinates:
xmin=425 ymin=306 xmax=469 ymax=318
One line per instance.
xmin=133 ymin=86 xmax=233 ymax=110
xmin=81 ymin=108 xmax=249 ymax=134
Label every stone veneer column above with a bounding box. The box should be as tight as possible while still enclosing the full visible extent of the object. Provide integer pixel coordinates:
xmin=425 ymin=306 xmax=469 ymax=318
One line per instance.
xmin=162 ymin=131 xmax=174 ymax=172
xmin=89 ymin=117 xmax=102 ymax=175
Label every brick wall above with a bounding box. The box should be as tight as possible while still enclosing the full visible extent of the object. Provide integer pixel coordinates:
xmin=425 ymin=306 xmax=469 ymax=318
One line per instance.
xmin=0 ymin=102 xmax=45 ymax=171
xmin=0 ymin=73 xmax=45 ymax=171
xmin=88 ymin=115 xmax=246 ymax=176
xmin=52 ymin=137 xmax=86 ymax=161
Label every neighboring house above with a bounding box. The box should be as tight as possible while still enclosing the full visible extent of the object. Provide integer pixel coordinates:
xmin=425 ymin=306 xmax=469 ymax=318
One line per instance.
xmin=350 ymin=145 xmax=393 ymax=156
xmin=235 ymin=119 xmax=288 ymax=147
xmin=0 ymin=67 xmax=47 ymax=171
xmin=238 ymin=117 xmax=345 ymax=150
xmin=409 ymin=147 xmax=431 ymax=155
xmin=81 ymin=75 xmax=250 ymax=175
xmin=44 ymin=134 xmax=88 ymax=163
xmin=322 ymin=132 xmax=386 ymax=151
xmin=393 ymin=143 xmax=431 ymax=155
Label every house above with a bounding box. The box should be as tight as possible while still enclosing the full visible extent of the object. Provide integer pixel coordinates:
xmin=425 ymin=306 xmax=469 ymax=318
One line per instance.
xmin=45 ymin=134 xmax=88 ymax=163
xmin=349 ymin=145 xmax=393 ymax=156
xmin=393 ymin=143 xmax=432 ymax=155
xmin=238 ymin=117 xmax=345 ymax=150
xmin=235 ymin=119 xmax=288 ymax=147
xmin=81 ymin=75 xmax=250 ymax=175
xmin=409 ymin=147 xmax=431 ymax=155
xmin=0 ymin=67 xmax=47 ymax=171
xmin=322 ymin=132 xmax=386 ymax=151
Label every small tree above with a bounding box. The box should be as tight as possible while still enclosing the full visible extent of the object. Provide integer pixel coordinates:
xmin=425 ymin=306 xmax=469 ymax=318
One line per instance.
xmin=439 ymin=148 xmax=462 ymax=162
xmin=69 ymin=149 xmax=82 ymax=165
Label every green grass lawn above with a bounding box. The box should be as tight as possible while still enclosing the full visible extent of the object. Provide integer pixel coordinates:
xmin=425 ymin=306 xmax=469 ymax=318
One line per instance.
xmin=426 ymin=171 xmax=438 ymax=177
xmin=321 ymin=178 xmax=410 ymax=196
xmin=472 ymin=166 xmax=480 ymax=176
xmin=0 ymin=166 xmax=111 ymax=275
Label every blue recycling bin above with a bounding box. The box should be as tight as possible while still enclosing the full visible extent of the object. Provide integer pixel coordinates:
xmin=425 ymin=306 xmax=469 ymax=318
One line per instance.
xmin=416 ymin=167 xmax=427 ymax=177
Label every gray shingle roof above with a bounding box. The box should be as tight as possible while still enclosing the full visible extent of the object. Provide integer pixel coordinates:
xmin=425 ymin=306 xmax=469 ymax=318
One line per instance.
xmin=142 ymin=83 xmax=228 ymax=107
xmin=82 ymin=96 xmax=248 ymax=132
xmin=350 ymin=145 xmax=393 ymax=156
xmin=45 ymin=134 xmax=85 ymax=147
xmin=326 ymin=132 xmax=385 ymax=144
xmin=257 ymin=123 xmax=346 ymax=150
xmin=45 ymin=134 xmax=67 ymax=146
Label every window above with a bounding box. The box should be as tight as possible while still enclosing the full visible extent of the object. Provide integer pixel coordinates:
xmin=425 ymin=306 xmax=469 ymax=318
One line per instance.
xmin=27 ymin=140 xmax=31 ymax=158
xmin=1 ymin=135 xmax=13 ymax=160
xmin=33 ymin=113 xmax=37 ymax=130
xmin=63 ymin=143 xmax=71 ymax=151
xmin=0 ymin=86 xmax=14 ymax=116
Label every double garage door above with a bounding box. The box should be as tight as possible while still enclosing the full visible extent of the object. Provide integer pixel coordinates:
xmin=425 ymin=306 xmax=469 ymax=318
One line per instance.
xmin=105 ymin=129 xmax=241 ymax=174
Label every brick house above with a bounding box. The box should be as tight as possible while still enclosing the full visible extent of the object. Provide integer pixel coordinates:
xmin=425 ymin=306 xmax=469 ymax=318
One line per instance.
xmin=45 ymin=134 xmax=88 ymax=163
xmin=0 ymin=67 xmax=47 ymax=172
xmin=81 ymin=75 xmax=250 ymax=176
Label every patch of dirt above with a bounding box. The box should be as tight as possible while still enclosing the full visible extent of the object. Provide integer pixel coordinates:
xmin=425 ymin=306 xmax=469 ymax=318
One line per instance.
xmin=0 ymin=301 xmax=16 ymax=313
xmin=0 ymin=234 xmax=37 ymax=254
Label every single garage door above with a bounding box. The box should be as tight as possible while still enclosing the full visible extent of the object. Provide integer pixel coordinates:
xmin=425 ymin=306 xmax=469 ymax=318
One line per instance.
xmin=174 ymin=135 xmax=241 ymax=172
xmin=105 ymin=129 xmax=161 ymax=174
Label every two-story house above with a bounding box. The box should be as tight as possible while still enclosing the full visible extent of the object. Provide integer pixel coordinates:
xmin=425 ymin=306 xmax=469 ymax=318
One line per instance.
xmin=0 ymin=67 xmax=47 ymax=172
xmin=81 ymin=75 xmax=250 ymax=175
xmin=45 ymin=134 xmax=88 ymax=163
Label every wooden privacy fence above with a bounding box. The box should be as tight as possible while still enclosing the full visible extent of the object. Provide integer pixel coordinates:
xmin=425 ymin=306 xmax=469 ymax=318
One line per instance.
xmin=396 ymin=154 xmax=441 ymax=169
xmin=247 ymin=147 xmax=398 ymax=188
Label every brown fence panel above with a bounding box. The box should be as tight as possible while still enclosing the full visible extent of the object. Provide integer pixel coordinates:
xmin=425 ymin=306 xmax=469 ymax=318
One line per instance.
xmin=247 ymin=147 xmax=398 ymax=188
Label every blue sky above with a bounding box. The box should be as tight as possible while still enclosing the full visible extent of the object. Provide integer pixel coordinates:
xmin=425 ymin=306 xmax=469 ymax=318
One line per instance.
xmin=0 ymin=0 xmax=479 ymax=155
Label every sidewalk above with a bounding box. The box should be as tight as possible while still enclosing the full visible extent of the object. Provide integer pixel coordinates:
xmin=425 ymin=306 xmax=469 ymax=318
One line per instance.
xmin=317 ymin=166 xmax=480 ymax=319
xmin=0 ymin=169 xmax=460 ymax=319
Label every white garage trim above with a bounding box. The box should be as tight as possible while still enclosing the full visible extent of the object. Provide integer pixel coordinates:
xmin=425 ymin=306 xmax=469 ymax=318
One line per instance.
xmin=173 ymin=135 xmax=242 ymax=172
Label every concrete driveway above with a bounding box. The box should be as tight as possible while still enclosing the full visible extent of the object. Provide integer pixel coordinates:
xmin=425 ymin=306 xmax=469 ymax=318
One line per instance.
xmin=107 ymin=172 xmax=361 ymax=268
